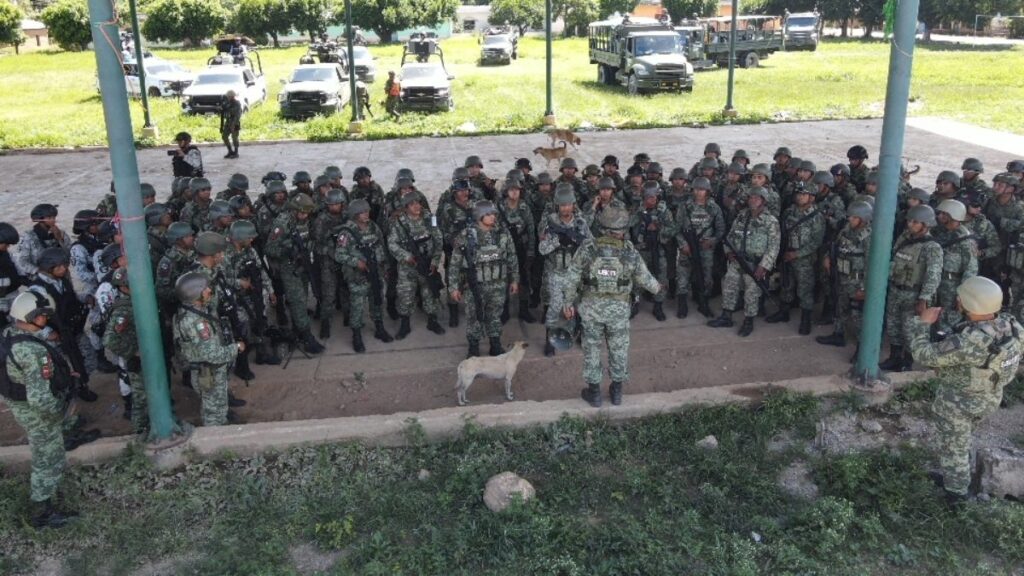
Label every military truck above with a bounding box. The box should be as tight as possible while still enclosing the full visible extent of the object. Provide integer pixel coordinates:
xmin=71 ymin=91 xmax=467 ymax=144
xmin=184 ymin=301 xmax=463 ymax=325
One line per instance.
xmin=588 ymin=15 xmax=694 ymax=95
xmin=784 ymin=11 xmax=820 ymax=51
xmin=676 ymin=15 xmax=784 ymax=70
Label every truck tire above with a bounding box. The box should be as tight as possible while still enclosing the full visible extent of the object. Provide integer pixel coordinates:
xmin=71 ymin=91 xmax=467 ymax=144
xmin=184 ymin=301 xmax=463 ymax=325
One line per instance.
xmin=627 ymin=73 xmax=640 ymax=96
xmin=743 ymin=52 xmax=760 ymax=68
xmin=597 ymin=65 xmax=608 ymax=85
xmin=148 ymin=86 xmax=161 ymax=98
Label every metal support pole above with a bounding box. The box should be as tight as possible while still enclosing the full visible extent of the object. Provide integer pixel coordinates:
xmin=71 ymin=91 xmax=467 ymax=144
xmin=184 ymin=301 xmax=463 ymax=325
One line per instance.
xmin=723 ymin=0 xmax=738 ymax=115
xmin=543 ymin=0 xmax=554 ymax=122
xmin=128 ymin=0 xmax=153 ymax=130
xmin=345 ymin=0 xmax=360 ymax=123
xmin=855 ymin=0 xmax=921 ymax=383
xmin=89 ymin=0 xmax=178 ymax=441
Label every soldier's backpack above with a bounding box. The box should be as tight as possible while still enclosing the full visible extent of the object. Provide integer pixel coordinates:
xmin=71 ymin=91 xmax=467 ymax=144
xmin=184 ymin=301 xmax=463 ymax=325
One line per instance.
xmin=978 ymin=318 xmax=1023 ymax=390
xmin=0 ymin=334 xmax=73 ymax=402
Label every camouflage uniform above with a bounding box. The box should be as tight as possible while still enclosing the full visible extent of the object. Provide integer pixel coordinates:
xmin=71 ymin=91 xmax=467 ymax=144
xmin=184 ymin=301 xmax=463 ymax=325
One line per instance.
xmin=265 ymin=211 xmax=315 ymax=331
xmin=885 ymin=231 xmax=942 ymax=348
xmin=538 ymin=212 xmax=591 ymax=325
xmin=831 ymin=224 xmax=872 ymax=339
xmin=849 ymin=163 xmax=870 ymax=194
xmin=180 ymin=199 xmax=211 ymax=235
xmin=721 ymin=209 xmax=781 ymax=317
xmin=102 ymin=296 xmax=147 ymax=434
xmin=387 ymin=212 xmax=443 ymax=318
xmin=350 ymin=182 xmax=386 ymax=221
xmin=497 ymin=198 xmax=536 ymax=314
xmin=155 ymin=246 xmax=194 ymax=309
xmin=629 ymin=201 xmax=675 ymax=304
xmin=311 ymin=209 xmax=349 ymax=327
xmin=934 ymin=226 xmax=978 ymax=330
xmin=777 ymin=204 xmax=826 ymax=311
xmin=964 ymin=214 xmax=1000 ymax=276
xmin=447 ymin=225 xmax=518 ymax=346
xmin=675 ymin=198 xmax=725 ymax=297
xmin=15 ymin=224 xmax=69 ymax=278
xmin=173 ymin=303 xmax=238 ymax=426
xmin=335 ymin=219 xmax=388 ymax=330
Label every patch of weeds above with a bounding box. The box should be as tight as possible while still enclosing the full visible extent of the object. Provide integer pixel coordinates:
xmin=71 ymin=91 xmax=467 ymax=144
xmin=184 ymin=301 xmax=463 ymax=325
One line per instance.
xmin=313 ymin=515 xmax=356 ymax=550
xmin=894 ymin=378 xmax=941 ymax=403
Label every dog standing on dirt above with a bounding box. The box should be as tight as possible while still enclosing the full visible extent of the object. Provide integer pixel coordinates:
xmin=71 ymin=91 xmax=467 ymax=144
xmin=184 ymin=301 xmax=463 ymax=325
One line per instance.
xmin=533 ymin=143 xmax=569 ymax=168
xmin=548 ymin=128 xmax=582 ymax=149
xmin=455 ymin=341 xmax=529 ymax=406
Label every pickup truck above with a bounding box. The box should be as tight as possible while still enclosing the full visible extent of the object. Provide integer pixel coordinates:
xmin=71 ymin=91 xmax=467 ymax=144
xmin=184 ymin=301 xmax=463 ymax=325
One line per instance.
xmin=399 ymin=63 xmax=454 ymax=112
xmin=181 ymin=66 xmax=267 ymax=115
xmin=278 ymin=63 xmax=351 ymax=118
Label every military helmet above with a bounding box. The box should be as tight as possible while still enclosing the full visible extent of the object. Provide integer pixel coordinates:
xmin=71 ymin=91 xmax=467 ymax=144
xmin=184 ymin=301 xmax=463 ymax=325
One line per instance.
xmin=691 ymin=177 xmax=712 ymax=191
xmin=228 ymin=220 xmax=258 ymax=242
xmin=473 ymin=200 xmax=498 ymax=220
xmin=994 ymin=172 xmax=1021 ymax=188
xmin=505 ymin=169 xmax=525 ymax=183
xmin=732 ymin=149 xmax=749 ymax=161
xmin=292 ymin=171 xmax=312 ymax=185
xmin=144 ymin=203 xmax=169 ymax=227
xmin=669 ymin=167 xmax=688 ymax=181
xmin=906 ymin=204 xmax=936 ymax=227
xmin=787 ymin=157 xmax=803 ymax=171
xmin=626 ymin=165 xmax=644 ymax=178
xmin=537 ymin=172 xmax=553 ymax=185
xmin=908 ymin=187 xmax=931 ymax=203
xmin=30 ymin=203 xmax=58 ymax=221
xmin=289 ymin=193 xmax=316 ymax=213
xmin=396 ymin=168 xmax=415 ymax=182
xmin=38 ymin=247 xmax=69 ymax=270
xmin=936 ymin=170 xmax=961 ymax=187
xmin=347 ymin=198 xmax=371 ymax=217
xmin=396 ymin=177 xmax=414 ymax=190
xmin=401 ymin=191 xmax=422 ymax=208
xmin=325 ymin=188 xmax=348 ymax=205
xmin=452 ymin=179 xmax=470 ymax=192
xmin=853 ymin=194 xmax=875 ymax=206
xmin=0 ymin=222 xmax=19 ymax=245
xmin=324 ymin=165 xmax=343 ymax=180
xmin=584 ymin=164 xmax=602 ymax=177
xmin=452 ymin=166 xmax=470 ymax=180
xmin=633 ymin=152 xmax=651 ymax=163
xmin=865 ymin=171 xmax=880 ymax=186
xmin=727 ymin=162 xmax=747 ymax=175
xmin=936 ymin=199 xmax=967 ymax=222
xmin=266 ymin=180 xmax=288 ymax=196
xmin=799 ymin=160 xmax=817 ymax=173
xmin=698 ymin=157 xmax=719 ymax=171
xmin=10 ymin=291 xmax=55 ymax=323
xmin=746 ymin=186 xmax=767 ymax=200
xmin=228 ymin=173 xmax=249 ymax=190
xmin=175 ymin=271 xmax=210 ymax=303
xmin=110 ymin=267 xmax=130 ymax=289
xmin=560 ymin=158 xmax=578 ymax=171
xmin=751 ymin=163 xmax=772 ymax=178
xmin=704 ymin=142 xmax=721 ymax=155
xmin=812 ymin=170 xmax=835 ymax=188
xmin=195 ymin=231 xmax=227 ymax=256
xmin=165 ymin=221 xmax=194 ymax=243
xmin=99 ymin=243 xmax=122 ymax=267
xmin=464 ymin=155 xmax=483 ymax=168
xmin=72 ymin=209 xmax=100 ymax=235
xmin=642 ymin=181 xmax=661 ymax=198
xmin=830 ymin=163 xmax=851 ymax=177
xmin=553 ymin=183 xmax=576 ymax=205
xmin=313 ymin=174 xmax=331 ymax=190
xmin=597 ymin=205 xmax=629 ymax=231
xmin=502 ymin=179 xmax=522 ymax=192
xmin=515 ymin=158 xmax=533 ymax=170
xmin=847 ymin=145 xmax=869 ymax=160
xmin=190 ymin=178 xmax=212 ymax=192
xmin=961 ymin=157 xmax=984 ymax=173
xmin=1007 ymin=160 xmax=1024 ymax=173
xmin=172 ymin=177 xmax=191 ymax=196
xmin=644 ymin=162 xmax=662 ymax=176
xmin=964 ymin=191 xmax=985 ymax=208
xmin=208 ymin=200 xmax=232 ymax=220
xmin=601 ymin=154 xmax=619 ymax=168
xmin=847 ymin=200 xmax=873 ymax=222
xmin=957 ymin=276 xmax=1003 ymax=315
xmin=140 ymin=182 xmax=157 ymax=198
xmin=228 ymin=195 xmax=252 ymax=213
xmin=598 ymin=177 xmax=616 ymax=190
xmin=773 ymin=146 xmax=792 ymax=159
xmin=262 ymin=171 xmax=287 ymax=185
xmin=353 ymin=166 xmax=372 ymax=180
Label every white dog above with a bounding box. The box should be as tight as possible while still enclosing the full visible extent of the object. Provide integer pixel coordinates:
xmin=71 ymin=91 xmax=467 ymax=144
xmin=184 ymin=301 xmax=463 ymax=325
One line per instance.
xmin=455 ymin=341 xmax=529 ymax=406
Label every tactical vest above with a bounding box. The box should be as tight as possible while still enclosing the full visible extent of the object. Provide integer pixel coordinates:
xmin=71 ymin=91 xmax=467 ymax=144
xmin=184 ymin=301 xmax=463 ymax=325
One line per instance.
xmin=0 ymin=333 xmax=72 ymax=402
xmin=890 ymin=236 xmax=931 ymax=289
xmin=972 ymin=317 xmax=1023 ymax=391
xmin=472 ymin=229 xmax=506 ymax=283
xmin=584 ymin=238 xmax=631 ymax=297
xmin=836 ymin=228 xmax=868 ymax=277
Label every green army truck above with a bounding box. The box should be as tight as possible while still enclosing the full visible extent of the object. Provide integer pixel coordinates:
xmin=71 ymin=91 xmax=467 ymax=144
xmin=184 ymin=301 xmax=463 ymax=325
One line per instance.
xmin=588 ymin=16 xmax=694 ymax=95
xmin=676 ymin=15 xmax=784 ymax=71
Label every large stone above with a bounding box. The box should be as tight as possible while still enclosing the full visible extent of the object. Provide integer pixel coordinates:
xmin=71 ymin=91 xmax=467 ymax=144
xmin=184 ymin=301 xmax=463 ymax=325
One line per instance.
xmin=696 ymin=435 xmax=719 ymax=450
xmin=977 ymin=447 xmax=1024 ymax=499
xmin=483 ymin=472 xmax=536 ymax=512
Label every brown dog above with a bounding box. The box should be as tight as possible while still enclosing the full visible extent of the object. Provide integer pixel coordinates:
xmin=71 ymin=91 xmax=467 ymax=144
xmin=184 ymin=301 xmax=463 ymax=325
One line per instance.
xmin=548 ymin=128 xmax=582 ymax=149
xmin=533 ymin=142 xmax=569 ymax=167
xmin=455 ymin=341 xmax=529 ymax=406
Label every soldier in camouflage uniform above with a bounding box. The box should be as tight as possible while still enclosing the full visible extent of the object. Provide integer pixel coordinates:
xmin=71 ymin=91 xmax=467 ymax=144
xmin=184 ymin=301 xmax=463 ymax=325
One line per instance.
xmin=264 ymin=194 xmax=326 ymax=355
xmin=102 ymin=268 xmax=148 ymax=435
xmin=623 ymin=166 xmax=647 ymax=209
xmin=630 ymin=182 xmax=674 ymax=321
xmin=556 ymin=158 xmax=586 ymax=203
xmin=896 ymin=187 xmax=931 ymax=239
xmin=465 ymin=155 xmax=497 ymax=201
xmin=448 ymin=201 xmax=519 ymax=357
xmin=256 ymin=181 xmax=289 ymax=239
xmin=350 ymin=166 xmax=386 ymax=223
xmin=230 ymin=194 xmax=256 ymax=226
xmin=747 ymin=163 xmax=781 ymax=220
xmin=584 ymin=177 xmax=627 ymax=235
xmin=830 ymin=163 xmax=857 ymax=205
xmin=766 ymin=184 xmax=825 ymax=334
xmin=497 ymin=179 xmax=536 ymax=324
xmin=675 ymin=177 xmax=724 ymax=319
xmin=225 ymin=220 xmax=279 ymax=366
xmin=716 ymin=162 xmax=746 ymax=216
xmin=166 ymin=178 xmax=193 ymax=221
xmin=963 ymin=192 xmax=1000 ymax=280
xmin=664 ymin=168 xmax=690 ymax=216
xmin=173 ymin=272 xmax=242 ymax=426
xmin=290 ymin=171 xmax=313 ymax=198
xmin=960 ymin=158 xmax=992 ymax=206
xmin=770 ymin=147 xmax=793 ymax=193
xmin=94 ymin=181 xmax=118 ymax=218
xmin=216 ymin=173 xmax=250 ymax=202
xmin=881 ymin=205 xmax=943 ymax=372
xmin=708 ymin=187 xmax=781 ymax=337
xmin=561 ymin=206 xmax=661 ymax=407
xmin=812 ymin=170 xmax=847 ymax=325
xmin=440 ymin=180 xmax=476 ymax=326
xmin=311 ymin=188 xmax=349 ymax=338
xmin=515 ymin=158 xmax=538 ymax=196
xmin=205 ymin=200 xmax=234 ymax=234
xmin=335 ymin=199 xmax=392 ymax=353
xmin=601 ymin=155 xmax=625 ymax=192
xmin=582 ymin=164 xmax=603 ymax=201
xmin=817 ymin=201 xmax=873 ymax=351
xmin=986 ymin=173 xmax=1023 ymax=274
xmin=388 ymin=193 xmax=446 ymax=339
xmin=846 ymin=145 xmax=870 ymax=194
xmin=145 ymin=204 xmax=172 ymax=271
xmin=155 ymin=223 xmax=195 ymax=309
xmin=933 ymin=200 xmax=979 ymax=332
xmin=16 ymin=203 xmax=69 ymax=278
xmin=932 ymin=170 xmax=961 ymax=208
xmin=325 ymin=165 xmax=348 ymax=195
xmin=908 ymin=277 xmax=1023 ymax=504
xmin=538 ymin=185 xmax=591 ymax=356
xmin=180 ymin=178 xmax=213 ymax=234
xmin=689 ymin=142 xmax=728 ymax=178
xmin=644 ymin=162 xmax=670 ymax=196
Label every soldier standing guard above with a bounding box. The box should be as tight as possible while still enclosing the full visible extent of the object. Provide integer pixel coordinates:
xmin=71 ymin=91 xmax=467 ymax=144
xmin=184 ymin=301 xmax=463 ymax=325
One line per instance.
xmin=388 ymin=193 xmax=446 ymax=339
xmin=220 ymin=90 xmax=242 ymax=159
xmin=817 ymin=201 xmax=873 ymax=354
xmin=335 ymin=199 xmax=392 ymax=353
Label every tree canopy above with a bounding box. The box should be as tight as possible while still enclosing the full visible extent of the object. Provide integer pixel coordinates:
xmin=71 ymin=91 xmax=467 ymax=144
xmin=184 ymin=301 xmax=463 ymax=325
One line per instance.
xmin=337 ymin=0 xmax=459 ymax=44
xmin=143 ymin=0 xmax=228 ymax=46
xmin=40 ymin=0 xmax=92 ymax=51
xmin=0 ymin=2 xmax=25 ymax=51
xmin=232 ymin=0 xmax=291 ymax=47
xmin=489 ymin=0 xmax=544 ymax=36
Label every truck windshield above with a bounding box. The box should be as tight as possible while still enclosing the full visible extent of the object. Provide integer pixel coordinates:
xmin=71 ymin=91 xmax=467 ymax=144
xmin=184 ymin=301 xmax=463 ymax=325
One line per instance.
xmin=290 ymin=68 xmax=336 ymax=82
xmin=787 ymin=17 xmax=817 ymax=28
xmin=483 ymin=36 xmax=508 ymax=46
xmin=633 ymin=35 xmax=679 ymax=56
xmin=193 ymin=73 xmax=241 ymax=85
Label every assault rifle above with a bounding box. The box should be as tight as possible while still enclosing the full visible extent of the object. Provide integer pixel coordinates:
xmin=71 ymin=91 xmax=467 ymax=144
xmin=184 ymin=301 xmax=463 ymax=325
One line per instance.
xmin=349 ymin=226 xmax=383 ymax=306
xmin=463 ymin=229 xmax=486 ymax=322
xmin=721 ymin=234 xmax=781 ymax=307
xmin=497 ymin=207 xmax=529 ymax=292
xmin=639 ymin=210 xmax=661 ymax=276
xmin=682 ymin=224 xmax=710 ymax=313
xmin=398 ymin=218 xmax=444 ymax=299
xmin=289 ymin=229 xmax=322 ymax=304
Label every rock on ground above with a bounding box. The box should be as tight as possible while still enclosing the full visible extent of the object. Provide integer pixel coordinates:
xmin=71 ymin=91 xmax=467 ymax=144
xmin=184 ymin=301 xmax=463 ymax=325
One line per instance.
xmin=977 ymin=446 xmax=1024 ymax=499
xmin=696 ymin=435 xmax=719 ymax=450
xmin=483 ymin=471 xmax=536 ymax=512
xmin=778 ymin=460 xmax=820 ymax=501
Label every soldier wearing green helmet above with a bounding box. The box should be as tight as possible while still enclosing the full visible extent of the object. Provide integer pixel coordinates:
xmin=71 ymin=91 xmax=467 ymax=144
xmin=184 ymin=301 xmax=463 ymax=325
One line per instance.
xmin=744 ymin=163 xmax=781 ymax=220
xmin=350 ymin=166 xmax=386 ymax=222
xmin=311 ymin=188 xmax=350 ymax=339
xmin=205 ymin=200 xmax=234 ymax=234
xmin=538 ymin=184 xmax=591 ymax=356
xmin=324 ymin=165 xmax=344 ymax=189
xmin=960 ymin=157 xmax=992 ymax=205
xmin=933 ymin=170 xmax=961 ymax=208
xmin=256 ymin=180 xmax=289 ymax=241
xmin=145 ymin=203 xmax=172 ymax=271
xmin=934 ymin=199 xmax=979 ymax=333
xmin=817 ymin=200 xmax=873 ymax=351
xmin=387 ymin=191 xmax=447 ymax=340
xmin=223 ymin=219 xmax=280 ymax=368
xmin=771 ymin=146 xmax=793 ymax=191
xmin=675 ymin=175 xmax=724 ymax=319
xmin=155 ymin=222 xmax=195 ymax=310
xmin=180 ymin=178 xmax=213 ymax=235
xmin=813 ymin=170 xmax=848 ymax=326
xmin=291 ymin=171 xmax=313 ymax=197
xmin=630 ymin=181 xmax=674 ymax=321
xmin=216 ymin=173 xmax=250 ymax=202
xmin=557 ymin=157 xmax=586 ymax=202
xmin=497 ymin=178 xmax=537 ymax=325
xmin=766 ymin=175 xmax=825 ymax=335
xmin=335 ymin=199 xmax=393 ymax=353
xmin=846 ymin=144 xmax=870 ymax=193
xmin=962 ymin=190 xmax=1000 ymax=279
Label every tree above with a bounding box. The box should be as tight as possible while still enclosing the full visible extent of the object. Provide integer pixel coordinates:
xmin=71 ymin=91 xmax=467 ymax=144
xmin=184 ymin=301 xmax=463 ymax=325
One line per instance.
xmin=0 ymin=2 xmax=25 ymax=54
xmin=597 ymin=0 xmax=635 ymax=19
xmin=489 ymin=0 xmax=544 ymax=36
xmin=339 ymin=0 xmax=459 ymax=44
xmin=661 ymin=0 xmax=717 ymax=22
xmin=287 ymin=0 xmax=335 ymax=41
xmin=817 ymin=0 xmax=856 ymax=37
xmin=233 ymin=0 xmax=291 ymax=46
xmin=40 ymin=0 xmax=92 ymax=51
xmin=143 ymin=0 xmax=228 ymax=46
xmin=554 ymin=0 xmax=597 ymax=36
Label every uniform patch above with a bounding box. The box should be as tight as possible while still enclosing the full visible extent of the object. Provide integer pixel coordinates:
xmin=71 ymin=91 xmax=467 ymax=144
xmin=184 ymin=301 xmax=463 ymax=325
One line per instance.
xmin=337 ymin=234 xmax=349 ymax=248
xmin=41 ymin=355 xmax=52 ymax=379
xmin=158 ymin=260 xmax=171 ymax=277
xmin=938 ymin=336 xmax=962 ymax=354
xmin=114 ymin=316 xmax=128 ymax=333
xmin=196 ymin=321 xmax=212 ymax=341
xmin=270 ymin=227 xmax=284 ymax=241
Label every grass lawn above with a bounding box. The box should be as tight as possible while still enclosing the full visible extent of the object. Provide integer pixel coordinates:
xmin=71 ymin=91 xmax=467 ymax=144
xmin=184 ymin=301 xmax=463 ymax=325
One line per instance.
xmin=1 ymin=389 xmax=1023 ymax=575
xmin=0 ymin=37 xmax=1022 ymax=149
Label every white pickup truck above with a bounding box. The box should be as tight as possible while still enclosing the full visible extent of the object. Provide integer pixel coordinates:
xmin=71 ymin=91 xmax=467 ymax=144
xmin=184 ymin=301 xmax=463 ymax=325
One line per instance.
xmin=181 ymin=65 xmax=267 ymax=115
xmin=124 ymin=58 xmax=194 ymax=97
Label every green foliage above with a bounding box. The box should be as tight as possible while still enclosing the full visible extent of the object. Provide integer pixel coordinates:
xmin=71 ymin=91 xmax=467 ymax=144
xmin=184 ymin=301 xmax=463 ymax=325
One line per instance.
xmin=597 ymin=0 xmax=635 ymax=19
xmin=661 ymin=0 xmax=717 ymax=20
xmin=286 ymin=0 xmax=336 ymax=41
xmin=232 ymin=0 xmax=291 ymax=47
xmin=40 ymin=0 xmax=92 ymax=51
xmin=490 ymin=0 xmax=545 ymax=36
xmin=0 ymin=2 xmax=24 ymax=49
xmin=142 ymin=0 xmax=228 ymax=46
xmin=1011 ymin=17 xmax=1024 ymax=40
xmin=339 ymin=0 xmax=460 ymax=44
xmin=555 ymin=0 xmax=598 ymax=37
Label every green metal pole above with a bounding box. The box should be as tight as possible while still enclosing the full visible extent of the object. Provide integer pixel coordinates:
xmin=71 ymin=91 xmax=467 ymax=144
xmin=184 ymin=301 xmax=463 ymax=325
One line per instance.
xmin=855 ymin=0 xmax=921 ymax=383
xmin=128 ymin=0 xmax=152 ymax=128
xmin=88 ymin=0 xmax=177 ymax=440
xmin=724 ymin=0 xmax=737 ymax=112
xmin=345 ymin=0 xmax=360 ymax=122
xmin=544 ymin=0 xmax=553 ymax=117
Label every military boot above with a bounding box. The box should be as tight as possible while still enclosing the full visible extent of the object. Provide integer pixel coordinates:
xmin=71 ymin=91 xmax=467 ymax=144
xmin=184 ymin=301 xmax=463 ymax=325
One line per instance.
xmin=95 ymin=351 xmax=117 ymax=374
xmin=518 ymin=303 xmax=536 ymax=323
xmin=765 ymin=307 xmax=790 ymax=323
xmin=652 ymin=302 xmax=666 ymax=322
xmin=609 ymin=381 xmax=623 ymax=406
xmin=122 ymin=393 xmax=132 ymax=421
xmin=901 ymin=349 xmax=915 ymax=372
xmin=697 ymin=293 xmax=712 ymax=318
xmin=395 ymin=316 xmax=412 ymax=340
xmin=581 ymin=382 xmax=603 ymax=408
xmin=352 ymin=329 xmax=365 ymax=353
xmin=236 ymin=349 xmax=256 ymax=380
xmin=228 ymin=391 xmax=247 ymax=407
xmin=386 ymin=294 xmax=399 ymax=321
xmin=879 ymin=345 xmax=904 ymax=370
xmin=707 ymin=310 xmax=734 ymax=328
xmin=630 ymin=300 xmax=639 ymax=319
xmin=676 ymin=295 xmax=688 ymax=319
xmin=798 ymin=310 xmax=812 ymax=335
xmin=448 ymin=303 xmax=460 ymax=328
xmin=817 ymin=299 xmax=834 ymax=325
xmin=76 ymin=384 xmax=98 ymax=403
xmin=467 ymin=340 xmax=480 ymax=358
xmin=64 ymin=428 xmax=101 ymax=451
xmin=816 ymin=331 xmax=846 ymax=347
xmin=489 ymin=337 xmax=504 ymax=356
xmin=30 ymin=499 xmax=76 ymax=529
xmin=738 ymin=316 xmax=754 ymax=337
xmin=426 ymin=315 xmax=445 ymax=335
xmin=303 ymin=330 xmax=326 ymax=354
xmin=319 ymin=318 xmax=331 ymax=340
xmin=374 ymin=321 xmax=393 ymax=343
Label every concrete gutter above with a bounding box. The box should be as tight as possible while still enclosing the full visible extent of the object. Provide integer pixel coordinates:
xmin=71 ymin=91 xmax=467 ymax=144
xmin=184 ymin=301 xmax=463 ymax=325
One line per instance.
xmin=0 ymin=370 xmax=928 ymax=473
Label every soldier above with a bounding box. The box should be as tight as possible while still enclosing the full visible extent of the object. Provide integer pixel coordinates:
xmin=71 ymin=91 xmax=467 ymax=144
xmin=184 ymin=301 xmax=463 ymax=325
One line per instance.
xmin=155 ymin=223 xmax=195 ymax=309
xmin=583 ymin=164 xmax=602 ymax=201
xmin=632 ymin=152 xmax=651 ymax=174
xmin=16 ymin=204 xmax=68 ymax=278
xmin=0 ymin=223 xmax=29 ymax=329
xmin=675 ymin=177 xmax=724 ymax=318
xmin=229 ymin=194 xmax=256 ymax=225
xmin=731 ymin=149 xmax=751 ymax=173
xmin=770 ymin=146 xmax=793 ymax=192
xmin=960 ymin=157 xmax=991 ymax=205
xmin=350 ymin=166 xmax=386 ymax=222
xmin=145 ymin=204 xmax=173 ymax=270
xmin=325 ymin=165 xmax=347 ymax=193
xmin=932 ymin=170 xmax=960 ymax=207
xmin=142 ymin=183 xmax=158 ymax=209
xmin=985 ymin=173 xmax=1023 ymax=246
xmin=384 ymin=70 xmax=401 ymax=120
xmin=166 ymin=177 xmax=193 ymax=221
xmin=171 ymin=131 xmax=203 ymax=178
xmin=716 ymin=162 xmax=746 ymax=215
xmin=101 ymin=268 xmax=148 ymax=434
xmin=180 ymin=178 xmax=213 ymax=234
xmin=817 ymin=201 xmax=873 ymax=352
xmin=584 ymin=176 xmax=627 ymax=234
xmin=388 ymin=193 xmax=446 ymax=339
xmin=831 ymin=163 xmax=857 ymax=205
xmin=813 ymin=170 xmax=848 ymax=325
xmin=601 ymin=155 xmax=625 ymax=192
xmin=561 ymin=206 xmax=661 ymax=407
xmin=69 ymin=210 xmax=104 ymax=298
xmin=694 ymin=157 xmax=721 ymax=191
xmin=908 ymin=277 xmax=1023 ymax=505
xmin=766 ymin=183 xmax=825 ymax=334
xmin=205 ymin=200 xmax=234 ymax=234
xmin=2 ymin=291 xmax=98 ymax=528
xmin=896 ymin=187 xmax=931 ymax=238
xmin=311 ymin=175 xmax=332 ymax=210
xmin=707 ymin=187 xmax=781 ymax=337
xmin=881 ymin=205 xmax=943 ymax=372
xmin=497 ymin=179 xmax=536 ymax=324
xmin=644 ymin=162 xmax=669 ymax=196
xmin=311 ymin=188 xmax=349 ymax=338
xmin=224 ymin=220 xmax=280 ymax=366
xmin=448 ymin=200 xmax=519 ymax=358
xmin=538 ymin=185 xmax=591 ymax=355
xmin=440 ymin=180 xmax=476 ymax=327
xmin=665 ymin=167 xmax=690 ymax=215
xmin=94 ymin=181 xmax=118 ymax=218
xmin=746 ymin=163 xmax=781 ymax=219
xmin=623 ymin=166 xmax=646 ymax=209
xmin=846 ymin=145 xmax=870 ymax=193
xmin=465 ymin=155 xmax=496 ymax=200
xmin=173 ymin=272 xmax=242 ymax=426
xmin=220 ymin=90 xmax=242 ymax=158
xmin=335 ymin=199 xmax=392 ymax=353
xmin=291 ymin=171 xmax=313 ymax=198
xmin=630 ymin=182 xmax=674 ymax=321
xmin=515 ymin=157 xmax=538 ymax=195
xmin=216 ymin=173 xmax=250 ymax=202
xmin=963 ymin=191 xmax=1000 ymax=280
xmin=933 ymin=200 xmax=978 ymax=332
xmin=690 ymin=142 xmax=728 ymax=176
xmin=556 ymin=158 xmax=586 ymax=202
xmin=256 ymin=181 xmax=289 ymax=239
xmin=264 ymin=194 xmax=326 ymax=354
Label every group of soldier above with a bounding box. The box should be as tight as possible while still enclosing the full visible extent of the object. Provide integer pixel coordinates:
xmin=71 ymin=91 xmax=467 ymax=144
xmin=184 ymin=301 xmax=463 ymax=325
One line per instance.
xmin=3 ymin=141 xmax=1024 ymax=527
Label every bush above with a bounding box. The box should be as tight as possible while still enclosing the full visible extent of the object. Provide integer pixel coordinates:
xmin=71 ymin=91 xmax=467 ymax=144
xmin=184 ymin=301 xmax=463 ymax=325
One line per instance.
xmin=40 ymin=0 xmax=92 ymax=51
xmin=1009 ymin=17 xmax=1024 ymax=40
xmin=0 ymin=2 xmax=24 ymax=50
xmin=143 ymin=0 xmax=227 ymax=46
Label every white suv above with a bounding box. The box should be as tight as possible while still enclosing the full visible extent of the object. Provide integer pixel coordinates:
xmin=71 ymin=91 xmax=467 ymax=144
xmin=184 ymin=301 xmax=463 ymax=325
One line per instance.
xmin=278 ymin=63 xmax=351 ymax=118
xmin=181 ymin=66 xmax=267 ymax=115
